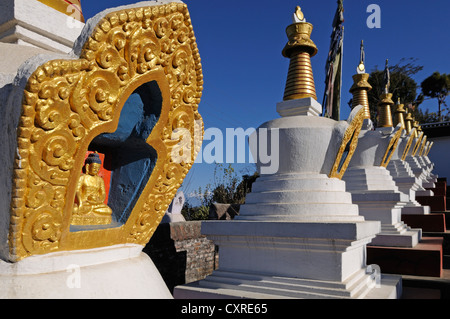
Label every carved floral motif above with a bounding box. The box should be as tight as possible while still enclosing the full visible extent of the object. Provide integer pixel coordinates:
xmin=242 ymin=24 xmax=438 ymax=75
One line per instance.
xmin=10 ymin=3 xmax=203 ymax=261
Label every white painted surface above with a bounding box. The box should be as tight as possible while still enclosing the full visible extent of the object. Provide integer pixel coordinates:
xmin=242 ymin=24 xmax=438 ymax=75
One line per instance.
xmin=0 ymin=0 xmax=84 ymax=53
xmin=0 ymin=244 xmax=173 ymax=299
xmin=175 ymin=103 xmax=401 ymax=299
xmin=343 ymin=129 xmax=422 ymax=248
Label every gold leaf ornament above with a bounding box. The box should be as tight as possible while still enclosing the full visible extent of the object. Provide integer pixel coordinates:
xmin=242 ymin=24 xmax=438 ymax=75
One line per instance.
xmin=9 ymin=3 xmax=203 ymax=261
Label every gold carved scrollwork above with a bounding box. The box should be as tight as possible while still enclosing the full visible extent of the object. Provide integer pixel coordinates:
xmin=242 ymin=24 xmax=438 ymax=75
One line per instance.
xmin=329 ymin=107 xmax=366 ymax=180
xmin=10 ymin=3 xmax=203 ymax=261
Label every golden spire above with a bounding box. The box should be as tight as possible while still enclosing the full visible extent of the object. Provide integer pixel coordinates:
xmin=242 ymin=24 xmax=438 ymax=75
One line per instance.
xmin=377 ymin=93 xmax=394 ymax=127
xmin=349 ymin=40 xmax=372 ymax=119
xmin=393 ymin=98 xmax=406 ymax=128
xmin=282 ymin=6 xmax=318 ymax=101
xmin=405 ymin=112 xmax=414 ymax=135
xmin=413 ymin=120 xmax=420 ymax=138
xmin=36 ymin=0 xmax=84 ymax=23
xmin=377 ymin=59 xmax=394 ymax=127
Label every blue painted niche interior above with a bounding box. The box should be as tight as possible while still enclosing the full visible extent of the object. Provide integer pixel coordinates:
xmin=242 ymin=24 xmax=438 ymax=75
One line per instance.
xmin=74 ymin=80 xmax=161 ymax=230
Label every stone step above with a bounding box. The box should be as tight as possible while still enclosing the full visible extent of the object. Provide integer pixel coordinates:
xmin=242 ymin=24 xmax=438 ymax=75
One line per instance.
xmin=196 ymin=269 xmax=375 ymax=299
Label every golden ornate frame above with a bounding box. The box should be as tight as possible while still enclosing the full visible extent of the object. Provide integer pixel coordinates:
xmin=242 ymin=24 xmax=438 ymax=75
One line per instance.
xmin=380 ymin=126 xmax=404 ymax=168
xmin=418 ymin=135 xmax=427 ymax=156
xmin=401 ymin=129 xmax=416 ymax=161
xmin=329 ymin=106 xmax=365 ymax=180
xmin=10 ymin=3 xmax=203 ymax=261
xmin=411 ymin=132 xmax=424 ymax=157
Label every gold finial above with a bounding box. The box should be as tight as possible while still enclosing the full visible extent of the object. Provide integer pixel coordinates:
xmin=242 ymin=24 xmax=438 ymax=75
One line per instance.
xmin=383 ymin=59 xmax=391 ymax=94
xmin=357 ymin=40 xmax=366 ymax=74
xmin=282 ymin=6 xmax=318 ymax=101
xmin=36 ymin=0 xmax=85 ymax=23
xmin=350 ymin=40 xmax=371 ymax=119
xmin=294 ymin=6 xmax=306 ymax=22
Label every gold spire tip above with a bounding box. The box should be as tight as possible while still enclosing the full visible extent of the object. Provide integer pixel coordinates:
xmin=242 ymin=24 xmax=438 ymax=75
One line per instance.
xmin=293 ymin=6 xmax=306 ymax=23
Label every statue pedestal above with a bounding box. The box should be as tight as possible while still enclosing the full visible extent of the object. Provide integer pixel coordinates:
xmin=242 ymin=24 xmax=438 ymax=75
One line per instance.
xmin=0 ymin=244 xmax=172 ymax=299
xmin=174 ymin=104 xmax=402 ymax=299
xmin=174 ymin=220 xmax=401 ymax=299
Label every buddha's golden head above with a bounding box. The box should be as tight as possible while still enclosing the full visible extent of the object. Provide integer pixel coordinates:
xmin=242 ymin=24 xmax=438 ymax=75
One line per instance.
xmin=85 ymin=152 xmax=102 ymax=176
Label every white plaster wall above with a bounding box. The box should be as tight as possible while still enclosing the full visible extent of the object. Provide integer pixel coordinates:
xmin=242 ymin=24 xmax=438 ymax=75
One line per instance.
xmin=427 ymin=136 xmax=450 ymax=180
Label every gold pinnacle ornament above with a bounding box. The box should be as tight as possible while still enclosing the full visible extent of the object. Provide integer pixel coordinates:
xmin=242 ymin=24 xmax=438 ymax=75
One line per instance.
xmin=393 ymin=98 xmax=406 ymax=128
xmin=282 ymin=6 xmax=318 ymax=101
xmin=349 ymin=40 xmax=372 ymax=119
xmin=377 ymin=59 xmax=394 ymax=127
xmin=413 ymin=121 xmax=420 ymax=138
xmin=405 ymin=112 xmax=414 ymax=135
xmin=349 ymin=73 xmax=372 ymax=119
xmin=377 ymin=93 xmax=394 ymax=127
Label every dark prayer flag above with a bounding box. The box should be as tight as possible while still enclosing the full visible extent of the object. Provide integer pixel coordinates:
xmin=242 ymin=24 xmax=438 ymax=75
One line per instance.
xmin=323 ymin=0 xmax=344 ymax=120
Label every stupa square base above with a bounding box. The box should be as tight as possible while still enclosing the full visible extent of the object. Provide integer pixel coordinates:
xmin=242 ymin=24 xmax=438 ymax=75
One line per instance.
xmin=367 ymin=237 xmax=443 ymax=278
xmin=200 ymin=220 xmax=380 ymax=282
xmin=402 ymin=213 xmax=447 ymax=232
xmin=174 ymin=220 xmax=402 ymax=299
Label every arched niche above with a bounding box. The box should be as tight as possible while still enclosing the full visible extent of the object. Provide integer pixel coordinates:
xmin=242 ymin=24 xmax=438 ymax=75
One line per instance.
xmin=9 ymin=3 xmax=203 ymax=261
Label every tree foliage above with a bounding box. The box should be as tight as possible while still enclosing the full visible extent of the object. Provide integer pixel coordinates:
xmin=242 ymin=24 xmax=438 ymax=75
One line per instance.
xmin=420 ymin=72 xmax=450 ymax=121
xmin=364 ymin=58 xmax=424 ymax=126
xmin=182 ymin=164 xmax=259 ymax=221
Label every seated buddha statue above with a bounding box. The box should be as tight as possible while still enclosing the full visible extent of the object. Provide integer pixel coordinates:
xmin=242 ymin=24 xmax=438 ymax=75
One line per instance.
xmin=71 ymin=152 xmax=113 ymax=225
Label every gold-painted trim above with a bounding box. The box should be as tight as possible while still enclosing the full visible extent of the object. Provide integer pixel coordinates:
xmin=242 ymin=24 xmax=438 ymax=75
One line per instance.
xmin=380 ymin=126 xmax=404 ymax=167
xmin=418 ymin=136 xmax=428 ymax=156
xmin=329 ymin=107 xmax=366 ymax=179
xmin=9 ymin=3 xmax=203 ymax=261
xmin=401 ymin=129 xmax=416 ymax=161
xmin=426 ymin=142 xmax=434 ymax=156
xmin=411 ymin=132 xmax=424 ymax=157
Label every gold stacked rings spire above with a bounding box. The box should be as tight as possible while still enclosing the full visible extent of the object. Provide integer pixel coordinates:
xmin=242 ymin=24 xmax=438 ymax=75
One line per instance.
xmin=377 ymin=93 xmax=394 ymax=127
xmin=282 ymin=11 xmax=318 ymax=101
xmin=393 ymin=99 xmax=406 ymax=129
xmin=349 ymin=73 xmax=372 ymax=120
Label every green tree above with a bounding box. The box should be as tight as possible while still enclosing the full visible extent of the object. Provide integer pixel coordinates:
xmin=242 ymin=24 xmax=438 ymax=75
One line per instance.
xmin=420 ymin=72 xmax=450 ymax=121
xmin=365 ymin=58 xmax=423 ymax=125
xmin=183 ymin=164 xmax=259 ymax=221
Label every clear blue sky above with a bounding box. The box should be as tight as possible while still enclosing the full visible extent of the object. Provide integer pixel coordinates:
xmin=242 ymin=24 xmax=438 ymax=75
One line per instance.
xmin=82 ymin=0 xmax=450 ymax=204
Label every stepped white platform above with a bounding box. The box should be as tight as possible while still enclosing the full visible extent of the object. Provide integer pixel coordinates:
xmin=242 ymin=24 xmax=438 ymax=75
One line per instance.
xmin=386 ymin=131 xmax=432 ymax=214
xmin=343 ymin=127 xmax=421 ymax=248
xmin=344 ymin=166 xmax=421 ymax=247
